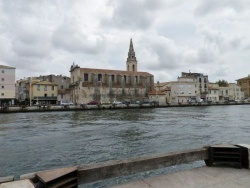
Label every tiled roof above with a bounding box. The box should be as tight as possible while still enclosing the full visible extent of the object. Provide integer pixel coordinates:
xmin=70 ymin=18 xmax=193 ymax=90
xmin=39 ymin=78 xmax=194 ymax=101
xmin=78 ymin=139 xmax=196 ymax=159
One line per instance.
xmin=155 ymin=82 xmax=170 ymax=87
xmin=32 ymin=81 xmax=58 ymax=86
xmin=236 ymin=76 xmax=250 ymax=81
xmin=148 ymin=90 xmax=166 ymax=95
xmin=80 ymin=68 xmax=153 ymax=76
xmin=0 ymin=64 xmax=16 ymax=69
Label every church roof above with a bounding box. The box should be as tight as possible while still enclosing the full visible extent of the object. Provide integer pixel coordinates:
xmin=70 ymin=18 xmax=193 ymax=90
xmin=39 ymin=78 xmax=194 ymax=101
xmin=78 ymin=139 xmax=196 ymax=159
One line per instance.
xmin=80 ymin=68 xmax=153 ymax=76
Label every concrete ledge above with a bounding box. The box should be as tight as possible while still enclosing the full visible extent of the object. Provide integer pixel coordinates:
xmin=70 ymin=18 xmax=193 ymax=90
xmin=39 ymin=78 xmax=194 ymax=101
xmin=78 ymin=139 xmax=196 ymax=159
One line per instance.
xmin=0 ymin=179 xmax=34 ymax=188
xmin=0 ymin=176 xmax=14 ymax=184
xmin=78 ymin=147 xmax=208 ymax=184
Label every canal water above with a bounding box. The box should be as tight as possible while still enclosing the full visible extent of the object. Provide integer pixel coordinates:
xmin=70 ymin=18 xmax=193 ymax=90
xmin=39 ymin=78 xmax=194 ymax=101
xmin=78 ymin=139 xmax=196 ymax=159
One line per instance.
xmin=0 ymin=105 xmax=250 ymax=187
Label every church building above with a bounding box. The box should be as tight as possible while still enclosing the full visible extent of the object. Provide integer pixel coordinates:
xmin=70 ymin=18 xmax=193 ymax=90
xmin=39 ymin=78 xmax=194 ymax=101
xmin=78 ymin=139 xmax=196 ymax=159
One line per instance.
xmin=69 ymin=39 xmax=154 ymax=104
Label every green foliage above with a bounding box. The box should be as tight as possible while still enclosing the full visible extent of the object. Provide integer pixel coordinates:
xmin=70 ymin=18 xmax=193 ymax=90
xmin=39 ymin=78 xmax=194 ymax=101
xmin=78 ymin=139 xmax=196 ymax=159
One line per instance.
xmin=216 ymin=79 xmax=229 ymax=87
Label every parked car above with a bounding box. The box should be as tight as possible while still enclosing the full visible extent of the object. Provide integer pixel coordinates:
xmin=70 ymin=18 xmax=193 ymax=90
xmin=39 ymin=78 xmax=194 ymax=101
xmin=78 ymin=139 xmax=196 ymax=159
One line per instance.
xmin=196 ymin=98 xmax=204 ymax=103
xmin=122 ymin=101 xmax=131 ymax=105
xmin=87 ymin=101 xmax=99 ymax=105
xmin=112 ymin=101 xmax=122 ymax=105
xmin=60 ymin=101 xmax=74 ymax=106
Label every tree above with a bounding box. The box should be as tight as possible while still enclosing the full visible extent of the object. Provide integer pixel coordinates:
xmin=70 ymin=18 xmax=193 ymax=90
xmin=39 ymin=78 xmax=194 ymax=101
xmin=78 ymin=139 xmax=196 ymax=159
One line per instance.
xmin=216 ymin=79 xmax=229 ymax=87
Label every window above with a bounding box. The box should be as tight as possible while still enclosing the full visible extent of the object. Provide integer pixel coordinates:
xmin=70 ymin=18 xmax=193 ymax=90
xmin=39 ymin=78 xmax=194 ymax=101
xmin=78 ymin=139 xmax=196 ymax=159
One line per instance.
xmin=1 ymin=70 xmax=4 ymax=73
xmin=52 ymin=94 xmax=54 ymax=97
xmin=37 ymin=85 xmax=40 ymax=91
xmin=1 ymin=93 xmax=4 ymax=96
xmin=44 ymin=94 xmax=47 ymax=97
xmin=199 ymin=78 xmax=201 ymax=82
xmin=44 ymin=86 xmax=47 ymax=91
xmin=52 ymin=86 xmax=54 ymax=90
xmin=1 ymin=86 xmax=4 ymax=89
xmin=84 ymin=73 xmax=88 ymax=81
xmin=1 ymin=78 xmax=4 ymax=81
xmin=111 ymin=75 xmax=115 ymax=82
xmin=60 ymin=85 xmax=63 ymax=89
xmin=61 ymin=94 xmax=63 ymax=99
xmin=98 ymin=74 xmax=102 ymax=81
xmin=204 ymin=78 xmax=207 ymax=83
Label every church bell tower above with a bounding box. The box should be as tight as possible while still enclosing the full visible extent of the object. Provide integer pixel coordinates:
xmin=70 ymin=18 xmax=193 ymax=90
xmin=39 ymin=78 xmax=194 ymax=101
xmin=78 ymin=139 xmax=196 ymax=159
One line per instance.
xmin=126 ymin=39 xmax=138 ymax=72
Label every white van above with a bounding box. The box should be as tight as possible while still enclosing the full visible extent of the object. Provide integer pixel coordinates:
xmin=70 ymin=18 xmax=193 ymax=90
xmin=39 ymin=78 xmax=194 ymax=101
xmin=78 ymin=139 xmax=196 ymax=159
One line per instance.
xmin=60 ymin=101 xmax=74 ymax=106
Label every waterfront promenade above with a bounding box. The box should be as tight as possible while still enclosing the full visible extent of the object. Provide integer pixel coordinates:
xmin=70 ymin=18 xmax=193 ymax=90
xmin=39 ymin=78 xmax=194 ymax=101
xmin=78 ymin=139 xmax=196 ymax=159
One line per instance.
xmin=112 ymin=166 xmax=250 ymax=188
xmin=1 ymin=144 xmax=250 ymax=187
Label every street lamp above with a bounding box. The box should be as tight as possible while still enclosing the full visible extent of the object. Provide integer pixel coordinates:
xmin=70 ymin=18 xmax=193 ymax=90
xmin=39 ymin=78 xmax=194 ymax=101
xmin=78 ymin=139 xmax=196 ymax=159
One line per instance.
xmin=99 ymin=81 xmax=102 ymax=104
xmin=29 ymin=77 xmax=32 ymax=106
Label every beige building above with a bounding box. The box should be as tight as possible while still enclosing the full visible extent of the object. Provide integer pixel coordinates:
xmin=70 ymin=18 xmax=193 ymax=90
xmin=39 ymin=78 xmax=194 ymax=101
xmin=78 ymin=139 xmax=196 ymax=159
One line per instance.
xmin=70 ymin=39 xmax=154 ymax=104
xmin=208 ymin=83 xmax=219 ymax=102
xmin=148 ymin=90 xmax=167 ymax=105
xmin=34 ymin=75 xmax=71 ymax=104
xmin=0 ymin=64 xmax=16 ymax=105
xmin=236 ymin=75 xmax=250 ymax=99
xmin=16 ymin=78 xmax=58 ymax=105
xmin=170 ymin=76 xmax=197 ymax=103
xmin=218 ymin=83 xmax=244 ymax=101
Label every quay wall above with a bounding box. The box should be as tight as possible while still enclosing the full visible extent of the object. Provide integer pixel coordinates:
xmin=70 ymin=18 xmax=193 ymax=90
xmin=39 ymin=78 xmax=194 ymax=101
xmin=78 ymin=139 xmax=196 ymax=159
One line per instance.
xmin=0 ymin=101 xmax=250 ymax=113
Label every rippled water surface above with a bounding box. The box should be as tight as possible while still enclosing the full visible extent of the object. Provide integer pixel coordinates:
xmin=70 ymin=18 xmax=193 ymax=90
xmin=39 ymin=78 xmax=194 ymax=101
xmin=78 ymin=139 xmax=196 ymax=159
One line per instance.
xmin=0 ymin=105 xmax=250 ymax=187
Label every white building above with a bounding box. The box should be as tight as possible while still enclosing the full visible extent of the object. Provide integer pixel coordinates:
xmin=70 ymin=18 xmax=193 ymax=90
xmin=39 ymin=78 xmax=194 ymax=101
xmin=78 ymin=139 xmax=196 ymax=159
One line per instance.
xmin=170 ymin=77 xmax=197 ymax=103
xmin=0 ymin=65 xmax=16 ymax=105
xmin=181 ymin=72 xmax=209 ymax=100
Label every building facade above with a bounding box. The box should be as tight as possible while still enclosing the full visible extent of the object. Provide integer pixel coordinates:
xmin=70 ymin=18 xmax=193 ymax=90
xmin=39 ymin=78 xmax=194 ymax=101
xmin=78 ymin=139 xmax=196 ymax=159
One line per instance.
xmin=170 ymin=76 xmax=197 ymax=103
xmin=35 ymin=75 xmax=71 ymax=104
xmin=236 ymin=75 xmax=250 ymax=99
xmin=0 ymin=65 xmax=16 ymax=105
xmin=70 ymin=39 xmax=154 ymax=104
xmin=16 ymin=78 xmax=58 ymax=105
xmin=208 ymin=83 xmax=219 ymax=102
xmin=218 ymin=83 xmax=244 ymax=101
xmin=181 ymin=72 xmax=209 ymax=100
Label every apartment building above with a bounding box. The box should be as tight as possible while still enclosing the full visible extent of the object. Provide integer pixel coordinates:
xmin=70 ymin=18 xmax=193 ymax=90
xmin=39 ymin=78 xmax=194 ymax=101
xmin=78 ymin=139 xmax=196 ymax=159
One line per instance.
xmin=170 ymin=76 xmax=197 ymax=103
xmin=0 ymin=64 xmax=16 ymax=105
xmin=181 ymin=72 xmax=209 ymax=100
xmin=236 ymin=75 xmax=250 ymax=99
xmin=16 ymin=78 xmax=58 ymax=105
xmin=208 ymin=83 xmax=219 ymax=102
xmin=218 ymin=83 xmax=244 ymax=101
xmin=35 ymin=75 xmax=71 ymax=104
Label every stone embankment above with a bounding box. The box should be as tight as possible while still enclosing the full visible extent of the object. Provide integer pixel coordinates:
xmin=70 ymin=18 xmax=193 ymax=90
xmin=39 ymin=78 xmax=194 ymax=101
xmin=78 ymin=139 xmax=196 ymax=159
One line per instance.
xmin=0 ymin=101 xmax=250 ymax=113
xmin=1 ymin=144 xmax=250 ymax=187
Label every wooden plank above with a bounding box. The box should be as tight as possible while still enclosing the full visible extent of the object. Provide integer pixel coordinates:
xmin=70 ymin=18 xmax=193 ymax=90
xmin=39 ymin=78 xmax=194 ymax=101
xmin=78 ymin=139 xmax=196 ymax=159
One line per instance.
xmin=78 ymin=147 xmax=208 ymax=184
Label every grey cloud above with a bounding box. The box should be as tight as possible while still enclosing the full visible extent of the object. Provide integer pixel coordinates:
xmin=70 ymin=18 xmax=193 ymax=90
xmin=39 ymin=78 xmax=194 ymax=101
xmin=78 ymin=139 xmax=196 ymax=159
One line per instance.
xmin=52 ymin=21 xmax=105 ymax=54
xmin=197 ymin=27 xmax=244 ymax=53
xmin=141 ymin=37 xmax=182 ymax=71
xmin=101 ymin=0 xmax=164 ymax=30
xmin=195 ymin=0 xmax=246 ymax=16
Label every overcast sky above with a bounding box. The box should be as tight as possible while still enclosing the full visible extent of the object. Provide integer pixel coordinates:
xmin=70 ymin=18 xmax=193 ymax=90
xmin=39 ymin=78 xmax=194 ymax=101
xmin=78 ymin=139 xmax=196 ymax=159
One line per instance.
xmin=1 ymin=0 xmax=250 ymax=83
